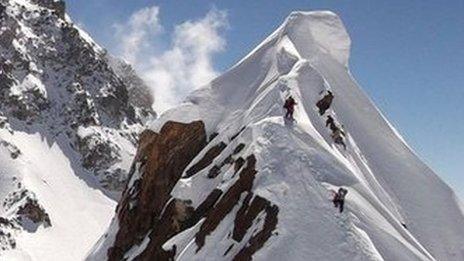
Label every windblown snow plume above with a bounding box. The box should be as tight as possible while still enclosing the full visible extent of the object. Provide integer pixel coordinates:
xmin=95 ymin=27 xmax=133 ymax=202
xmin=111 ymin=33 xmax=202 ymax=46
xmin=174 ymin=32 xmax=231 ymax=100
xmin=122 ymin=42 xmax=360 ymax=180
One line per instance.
xmin=90 ymin=11 xmax=464 ymax=261
xmin=114 ymin=6 xmax=228 ymax=113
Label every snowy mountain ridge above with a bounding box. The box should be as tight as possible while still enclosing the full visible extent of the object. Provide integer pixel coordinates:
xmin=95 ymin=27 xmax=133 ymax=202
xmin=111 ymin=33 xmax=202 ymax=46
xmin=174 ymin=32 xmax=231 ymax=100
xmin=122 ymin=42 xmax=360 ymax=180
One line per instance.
xmin=89 ymin=11 xmax=464 ymax=261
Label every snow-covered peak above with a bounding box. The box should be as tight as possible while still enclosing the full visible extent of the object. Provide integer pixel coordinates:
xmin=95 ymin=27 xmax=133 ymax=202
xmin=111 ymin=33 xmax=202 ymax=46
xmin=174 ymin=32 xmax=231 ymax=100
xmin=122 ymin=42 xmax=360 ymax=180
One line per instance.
xmin=281 ymin=11 xmax=351 ymax=66
xmin=92 ymin=10 xmax=464 ymax=261
xmin=150 ymin=11 xmax=350 ymax=133
xmin=231 ymin=11 xmax=350 ymax=73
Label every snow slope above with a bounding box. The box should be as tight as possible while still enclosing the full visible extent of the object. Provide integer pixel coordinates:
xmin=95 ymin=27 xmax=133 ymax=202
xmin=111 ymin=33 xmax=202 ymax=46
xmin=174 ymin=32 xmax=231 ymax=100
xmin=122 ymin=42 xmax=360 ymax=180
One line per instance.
xmin=0 ymin=131 xmax=115 ymax=260
xmin=91 ymin=11 xmax=464 ymax=261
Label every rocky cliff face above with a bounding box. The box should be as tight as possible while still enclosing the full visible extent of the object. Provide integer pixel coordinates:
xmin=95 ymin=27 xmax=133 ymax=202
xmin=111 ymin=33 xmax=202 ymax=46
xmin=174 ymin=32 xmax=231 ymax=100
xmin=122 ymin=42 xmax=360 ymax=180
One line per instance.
xmin=99 ymin=121 xmax=278 ymax=261
xmin=0 ymin=0 xmax=154 ymax=192
xmin=0 ymin=0 xmax=154 ymax=254
xmin=106 ymin=54 xmax=154 ymax=110
xmin=108 ymin=121 xmax=207 ymax=260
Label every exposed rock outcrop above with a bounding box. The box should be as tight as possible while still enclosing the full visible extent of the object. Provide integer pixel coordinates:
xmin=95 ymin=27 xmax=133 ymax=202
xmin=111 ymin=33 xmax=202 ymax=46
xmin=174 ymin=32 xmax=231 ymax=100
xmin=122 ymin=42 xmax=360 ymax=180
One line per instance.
xmin=0 ymin=0 xmax=155 ymax=196
xmin=194 ymin=155 xmax=258 ymax=250
xmin=185 ymin=142 xmax=227 ymax=178
xmin=232 ymin=195 xmax=279 ymax=261
xmin=0 ymin=216 xmax=18 ymax=251
xmin=1 ymin=184 xmax=51 ymax=250
xmin=16 ymin=198 xmax=51 ymax=230
xmin=108 ymin=121 xmax=207 ymax=260
xmin=101 ymin=121 xmax=279 ymax=261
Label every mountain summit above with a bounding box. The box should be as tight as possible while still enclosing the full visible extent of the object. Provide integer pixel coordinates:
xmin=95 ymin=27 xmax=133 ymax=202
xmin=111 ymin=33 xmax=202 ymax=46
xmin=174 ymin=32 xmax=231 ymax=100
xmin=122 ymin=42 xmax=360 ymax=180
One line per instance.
xmin=90 ymin=11 xmax=464 ymax=261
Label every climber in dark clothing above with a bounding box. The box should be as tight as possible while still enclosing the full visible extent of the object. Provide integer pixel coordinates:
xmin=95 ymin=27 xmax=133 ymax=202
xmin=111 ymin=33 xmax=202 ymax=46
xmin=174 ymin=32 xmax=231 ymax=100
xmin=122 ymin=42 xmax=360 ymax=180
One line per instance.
xmin=331 ymin=128 xmax=347 ymax=150
xmin=329 ymin=122 xmax=339 ymax=133
xmin=316 ymin=90 xmax=334 ymax=115
xmin=283 ymin=96 xmax=297 ymax=119
xmin=333 ymin=187 xmax=348 ymax=213
xmin=326 ymin=115 xmax=335 ymax=128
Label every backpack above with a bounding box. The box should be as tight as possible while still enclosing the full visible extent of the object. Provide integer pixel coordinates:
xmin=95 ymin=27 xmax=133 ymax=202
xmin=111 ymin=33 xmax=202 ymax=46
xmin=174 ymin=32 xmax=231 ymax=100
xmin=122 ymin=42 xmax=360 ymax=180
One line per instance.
xmin=284 ymin=98 xmax=294 ymax=109
xmin=339 ymin=188 xmax=348 ymax=199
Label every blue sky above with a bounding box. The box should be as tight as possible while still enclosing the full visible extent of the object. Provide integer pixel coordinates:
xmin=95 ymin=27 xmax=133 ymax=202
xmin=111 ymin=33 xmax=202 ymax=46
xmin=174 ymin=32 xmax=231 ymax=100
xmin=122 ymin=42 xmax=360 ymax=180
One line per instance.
xmin=66 ymin=0 xmax=463 ymax=198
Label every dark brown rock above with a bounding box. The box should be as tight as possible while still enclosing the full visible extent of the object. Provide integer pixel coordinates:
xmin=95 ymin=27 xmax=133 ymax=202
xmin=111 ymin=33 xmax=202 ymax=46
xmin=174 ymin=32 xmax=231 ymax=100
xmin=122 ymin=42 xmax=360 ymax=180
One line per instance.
xmin=195 ymin=155 xmax=257 ymax=251
xmin=233 ymin=204 xmax=279 ymax=261
xmin=138 ymin=199 xmax=194 ymax=260
xmin=17 ymin=198 xmax=51 ymax=228
xmin=190 ymin=189 xmax=223 ymax=224
xmin=209 ymin=132 xmax=219 ymax=142
xmin=230 ymin=126 xmax=246 ymax=141
xmin=108 ymin=123 xmax=279 ymax=260
xmin=108 ymin=121 xmax=207 ymax=261
xmin=207 ymin=165 xmax=221 ymax=179
xmin=233 ymin=194 xmax=269 ymax=242
xmin=234 ymin=157 xmax=246 ymax=174
xmin=233 ymin=143 xmax=246 ymax=155
xmin=185 ymin=142 xmax=227 ymax=178
xmin=0 ymin=217 xmax=12 ymax=226
xmin=206 ymin=144 xmax=242 ymax=179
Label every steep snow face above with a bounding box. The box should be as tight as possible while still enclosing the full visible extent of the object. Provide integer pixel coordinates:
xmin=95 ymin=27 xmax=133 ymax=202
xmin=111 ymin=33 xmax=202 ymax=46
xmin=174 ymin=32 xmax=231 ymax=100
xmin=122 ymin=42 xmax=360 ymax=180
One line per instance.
xmin=0 ymin=131 xmax=116 ymax=260
xmin=0 ymin=0 xmax=154 ymax=259
xmin=91 ymin=11 xmax=464 ymax=261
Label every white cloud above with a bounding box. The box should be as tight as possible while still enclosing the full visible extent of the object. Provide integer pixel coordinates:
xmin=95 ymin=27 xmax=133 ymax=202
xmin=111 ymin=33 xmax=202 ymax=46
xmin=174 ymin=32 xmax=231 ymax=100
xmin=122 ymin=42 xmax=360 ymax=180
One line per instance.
xmin=114 ymin=6 xmax=163 ymax=65
xmin=113 ymin=6 xmax=228 ymax=113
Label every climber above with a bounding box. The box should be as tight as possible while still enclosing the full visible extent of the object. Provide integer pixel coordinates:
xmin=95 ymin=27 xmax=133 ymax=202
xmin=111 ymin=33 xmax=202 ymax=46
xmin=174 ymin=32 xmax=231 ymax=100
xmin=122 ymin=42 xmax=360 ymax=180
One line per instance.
xmin=326 ymin=115 xmax=335 ymax=128
xmin=326 ymin=115 xmax=341 ymax=133
xmin=331 ymin=128 xmax=346 ymax=150
xmin=283 ymin=96 xmax=297 ymax=119
xmin=316 ymin=90 xmax=334 ymax=115
xmin=333 ymin=187 xmax=348 ymax=213
xmin=329 ymin=122 xmax=339 ymax=133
